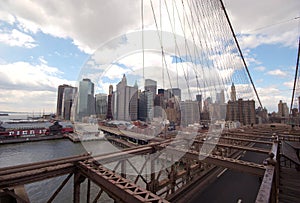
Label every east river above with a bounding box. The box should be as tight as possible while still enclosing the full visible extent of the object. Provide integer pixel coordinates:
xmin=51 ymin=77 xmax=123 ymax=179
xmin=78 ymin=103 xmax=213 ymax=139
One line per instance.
xmin=0 ymin=139 xmax=117 ymax=203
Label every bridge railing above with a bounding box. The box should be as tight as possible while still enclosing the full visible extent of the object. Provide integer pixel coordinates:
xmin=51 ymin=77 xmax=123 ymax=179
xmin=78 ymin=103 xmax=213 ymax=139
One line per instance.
xmin=255 ymin=138 xmax=279 ymax=203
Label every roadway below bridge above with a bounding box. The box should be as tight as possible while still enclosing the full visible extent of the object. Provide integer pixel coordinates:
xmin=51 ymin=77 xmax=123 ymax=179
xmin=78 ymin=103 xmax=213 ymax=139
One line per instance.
xmin=189 ymin=143 xmax=268 ymax=203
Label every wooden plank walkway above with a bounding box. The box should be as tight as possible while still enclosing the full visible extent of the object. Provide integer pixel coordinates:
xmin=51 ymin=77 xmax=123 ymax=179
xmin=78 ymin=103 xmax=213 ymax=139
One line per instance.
xmin=281 ymin=141 xmax=300 ymax=165
xmin=278 ymin=168 xmax=300 ymax=203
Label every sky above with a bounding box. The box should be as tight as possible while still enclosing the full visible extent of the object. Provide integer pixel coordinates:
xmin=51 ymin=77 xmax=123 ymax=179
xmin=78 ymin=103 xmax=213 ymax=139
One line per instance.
xmin=0 ymin=0 xmax=299 ymax=113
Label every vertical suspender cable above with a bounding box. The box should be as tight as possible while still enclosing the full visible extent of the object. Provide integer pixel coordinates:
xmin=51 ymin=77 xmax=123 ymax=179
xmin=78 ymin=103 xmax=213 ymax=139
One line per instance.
xmin=290 ymin=37 xmax=300 ymax=114
xmin=141 ymin=0 xmax=145 ymax=85
xmin=219 ymin=0 xmax=263 ymax=108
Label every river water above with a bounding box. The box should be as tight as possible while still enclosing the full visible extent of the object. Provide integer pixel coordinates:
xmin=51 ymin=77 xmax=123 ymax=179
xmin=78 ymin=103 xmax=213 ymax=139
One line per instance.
xmin=0 ymin=139 xmax=118 ymax=203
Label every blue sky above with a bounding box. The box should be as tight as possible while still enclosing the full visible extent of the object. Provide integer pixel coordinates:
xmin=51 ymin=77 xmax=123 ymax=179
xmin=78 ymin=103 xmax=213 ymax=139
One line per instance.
xmin=0 ymin=0 xmax=299 ymax=113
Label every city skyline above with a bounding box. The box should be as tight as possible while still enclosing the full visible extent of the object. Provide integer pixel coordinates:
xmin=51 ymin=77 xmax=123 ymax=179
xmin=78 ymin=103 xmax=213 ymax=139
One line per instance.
xmin=0 ymin=1 xmax=299 ymax=112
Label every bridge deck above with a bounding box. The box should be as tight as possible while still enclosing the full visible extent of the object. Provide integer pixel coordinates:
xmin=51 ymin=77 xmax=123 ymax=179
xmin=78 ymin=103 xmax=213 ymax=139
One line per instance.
xmin=281 ymin=141 xmax=300 ymax=165
xmin=279 ymin=168 xmax=300 ymax=203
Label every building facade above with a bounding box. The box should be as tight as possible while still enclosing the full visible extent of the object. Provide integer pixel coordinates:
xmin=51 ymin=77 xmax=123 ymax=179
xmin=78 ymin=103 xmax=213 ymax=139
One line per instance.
xmin=56 ymin=84 xmax=73 ymax=119
xmin=61 ymin=86 xmax=77 ymax=120
xmin=95 ymin=93 xmax=107 ymax=120
xmin=226 ymin=99 xmax=255 ymax=125
xmin=278 ymin=100 xmax=289 ymax=117
xmin=116 ymin=74 xmax=138 ymax=121
xmin=145 ymin=79 xmax=157 ymax=100
xmin=180 ymin=101 xmax=200 ymax=127
xmin=106 ymin=85 xmax=114 ymax=120
xmin=138 ymin=91 xmax=154 ymax=122
xmin=77 ymin=78 xmax=95 ymax=121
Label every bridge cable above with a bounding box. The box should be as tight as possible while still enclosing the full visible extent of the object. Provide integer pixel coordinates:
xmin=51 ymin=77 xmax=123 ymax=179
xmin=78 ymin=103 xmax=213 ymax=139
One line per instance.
xmin=290 ymin=37 xmax=300 ymax=114
xmin=219 ymin=0 xmax=263 ymax=108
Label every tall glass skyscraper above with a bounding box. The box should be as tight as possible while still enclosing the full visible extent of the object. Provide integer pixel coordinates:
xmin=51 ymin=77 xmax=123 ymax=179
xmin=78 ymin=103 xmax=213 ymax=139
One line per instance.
xmin=77 ymin=78 xmax=95 ymax=121
xmin=62 ymin=86 xmax=77 ymax=120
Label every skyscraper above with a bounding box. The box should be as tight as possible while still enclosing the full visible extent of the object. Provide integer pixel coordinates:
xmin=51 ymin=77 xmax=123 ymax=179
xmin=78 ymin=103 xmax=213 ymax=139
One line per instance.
xmin=56 ymin=84 xmax=72 ymax=119
xmin=167 ymin=88 xmax=181 ymax=101
xmin=95 ymin=93 xmax=107 ymax=120
xmin=77 ymin=78 xmax=95 ymax=121
xmin=116 ymin=74 xmax=138 ymax=121
xmin=216 ymin=90 xmax=225 ymax=104
xmin=180 ymin=101 xmax=200 ymax=126
xmin=196 ymin=94 xmax=202 ymax=112
xmin=61 ymin=86 xmax=77 ymax=120
xmin=230 ymin=83 xmax=237 ymax=102
xmin=145 ymin=79 xmax=157 ymax=100
xmin=138 ymin=91 xmax=154 ymax=122
xmin=106 ymin=85 xmax=113 ymax=120
xmin=278 ymin=100 xmax=289 ymax=117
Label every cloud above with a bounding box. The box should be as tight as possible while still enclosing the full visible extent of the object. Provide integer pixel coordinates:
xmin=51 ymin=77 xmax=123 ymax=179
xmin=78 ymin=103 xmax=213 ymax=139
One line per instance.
xmin=0 ymin=29 xmax=37 ymax=48
xmin=0 ymin=0 xmax=298 ymax=54
xmin=254 ymin=66 xmax=266 ymax=72
xmin=0 ymin=0 xmax=141 ymax=53
xmin=266 ymin=69 xmax=287 ymax=77
xmin=0 ymin=61 xmax=75 ymax=112
xmin=283 ymin=81 xmax=294 ymax=89
xmin=257 ymin=86 xmax=291 ymax=112
xmin=0 ymin=90 xmax=57 ymax=112
xmin=225 ymin=0 xmax=299 ymax=48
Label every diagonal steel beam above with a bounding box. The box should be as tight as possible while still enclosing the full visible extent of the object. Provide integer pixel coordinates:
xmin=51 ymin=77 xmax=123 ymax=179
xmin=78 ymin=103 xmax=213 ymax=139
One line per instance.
xmin=77 ymin=161 xmax=169 ymax=203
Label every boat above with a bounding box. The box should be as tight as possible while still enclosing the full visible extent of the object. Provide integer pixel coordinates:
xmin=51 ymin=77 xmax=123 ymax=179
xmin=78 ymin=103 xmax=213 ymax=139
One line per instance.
xmin=0 ymin=113 xmax=9 ymax=116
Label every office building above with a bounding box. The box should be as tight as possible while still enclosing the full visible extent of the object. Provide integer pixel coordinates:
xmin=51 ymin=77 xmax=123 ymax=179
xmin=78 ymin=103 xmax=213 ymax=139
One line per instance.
xmin=61 ymin=86 xmax=77 ymax=120
xmin=106 ymin=85 xmax=114 ymax=120
xmin=226 ymin=99 xmax=255 ymax=125
xmin=196 ymin=94 xmax=202 ymax=113
xmin=95 ymin=93 xmax=107 ymax=120
xmin=77 ymin=78 xmax=95 ymax=121
xmin=216 ymin=90 xmax=225 ymax=104
xmin=230 ymin=83 xmax=237 ymax=102
xmin=167 ymin=88 xmax=181 ymax=101
xmin=180 ymin=101 xmax=200 ymax=127
xmin=145 ymin=79 xmax=157 ymax=100
xmin=278 ymin=100 xmax=289 ymax=117
xmin=138 ymin=91 xmax=154 ymax=122
xmin=56 ymin=84 xmax=72 ymax=119
xmin=116 ymin=74 xmax=138 ymax=121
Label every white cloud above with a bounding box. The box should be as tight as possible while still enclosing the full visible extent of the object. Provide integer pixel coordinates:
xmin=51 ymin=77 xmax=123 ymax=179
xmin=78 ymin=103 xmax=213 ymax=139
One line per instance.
xmin=0 ymin=0 xmax=297 ymax=54
xmin=254 ymin=66 xmax=266 ymax=72
xmin=0 ymin=0 xmax=141 ymax=53
xmin=224 ymin=0 xmax=299 ymax=49
xmin=0 ymin=29 xmax=37 ymax=48
xmin=266 ymin=69 xmax=287 ymax=77
xmin=283 ymin=81 xmax=294 ymax=89
xmin=0 ymin=90 xmax=57 ymax=112
xmin=0 ymin=61 xmax=75 ymax=112
xmin=257 ymin=86 xmax=290 ymax=112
